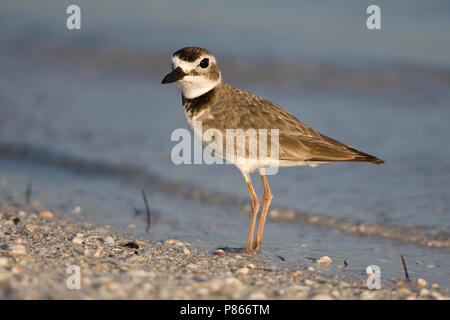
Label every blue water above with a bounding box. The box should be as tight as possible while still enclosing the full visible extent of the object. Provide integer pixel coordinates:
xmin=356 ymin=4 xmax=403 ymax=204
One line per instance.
xmin=0 ymin=1 xmax=449 ymax=290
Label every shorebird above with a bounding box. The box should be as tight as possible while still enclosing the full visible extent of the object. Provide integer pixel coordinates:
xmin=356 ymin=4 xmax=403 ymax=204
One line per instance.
xmin=162 ymin=47 xmax=384 ymax=252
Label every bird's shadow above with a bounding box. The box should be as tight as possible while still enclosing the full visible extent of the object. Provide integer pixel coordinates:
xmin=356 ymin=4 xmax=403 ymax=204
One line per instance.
xmin=216 ymin=246 xmax=258 ymax=254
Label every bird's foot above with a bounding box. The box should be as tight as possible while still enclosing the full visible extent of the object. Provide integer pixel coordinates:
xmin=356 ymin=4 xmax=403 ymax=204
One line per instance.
xmin=245 ymin=243 xmax=253 ymax=252
xmin=252 ymin=241 xmax=261 ymax=251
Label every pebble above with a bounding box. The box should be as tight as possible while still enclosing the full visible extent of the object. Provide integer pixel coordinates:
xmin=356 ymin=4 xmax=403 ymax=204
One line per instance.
xmin=93 ymin=249 xmax=102 ymax=258
xmin=39 ymin=210 xmax=54 ymax=218
xmin=331 ymin=289 xmax=340 ymax=298
xmin=182 ymin=247 xmax=190 ymax=255
xmin=72 ymin=233 xmax=84 ymax=244
xmin=12 ymin=265 xmax=23 ymax=274
xmin=186 ymin=263 xmax=198 ymax=271
xmin=203 ymin=279 xmax=226 ymax=292
xmin=105 ymin=236 xmax=115 ymax=246
xmin=236 ymin=267 xmax=250 ymax=275
xmin=1 ymin=203 xmax=448 ymax=300
xmin=312 ymin=293 xmax=334 ymax=300
xmin=360 ymin=291 xmax=376 ymax=300
xmin=291 ymin=285 xmax=310 ymax=292
xmin=397 ymin=287 xmax=411 ymax=295
xmin=417 ymin=278 xmax=427 ymax=287
xmin=164 ymin=239 xmax=183 ymax=246
xmin=316 ymin=256 xmax=333 ymax=266
xmin=123 ymin=242 xmax=139 ymax=249
xmin=26 ymin=224 xmax=37 ymax=232
xmin=224 ymin=277 xmax=242 ymax=287
xmin=129 ymin=269 xmax=152 ymax=278
xmin=10 ymin=244 xmax=27 ymax=255
xmin=249 ymin=292 xmax=267 ymax=299
xmin=87 ymin=236 xmax=104 ymax=243
xmin=290 ymin=270 xmax=302 ymax=277
xmin=18 ymin=210 xmax=27 ymax=218
xmin=304 ymin=279 xmax=314 ymax=286
xmin=431 ymin=291 xmax=444 ymax=300
xmin=0 ymin=257 xmax=10 ymax=267
xmin=212 ymin=249 xmax=225 ymax=256
xmin=419 ymin=288 xmax=430 ymax=297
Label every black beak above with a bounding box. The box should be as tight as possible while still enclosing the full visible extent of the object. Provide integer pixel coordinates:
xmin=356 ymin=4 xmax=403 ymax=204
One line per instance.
xmin=161 ymin=67 xmax=186 ymax=84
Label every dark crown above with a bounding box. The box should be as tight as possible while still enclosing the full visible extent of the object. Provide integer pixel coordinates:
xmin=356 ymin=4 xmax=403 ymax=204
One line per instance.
xmin=173 ymin=47 xmax=213 ymax=62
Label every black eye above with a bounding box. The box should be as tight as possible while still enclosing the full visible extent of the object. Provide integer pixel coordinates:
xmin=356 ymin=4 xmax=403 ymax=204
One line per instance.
xmin=199 ymin=58 xmax=209 ymax=68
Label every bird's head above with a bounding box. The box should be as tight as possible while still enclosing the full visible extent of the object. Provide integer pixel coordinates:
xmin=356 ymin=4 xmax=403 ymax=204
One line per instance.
xmin=161 ymin=47 xmax=221 ymax=99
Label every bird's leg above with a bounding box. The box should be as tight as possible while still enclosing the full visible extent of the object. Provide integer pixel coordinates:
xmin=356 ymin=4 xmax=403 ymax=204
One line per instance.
xmin=253 ymin=173 xmax=273 ymax=251
xmin=243 ymin=173 xmax=260 ymax=251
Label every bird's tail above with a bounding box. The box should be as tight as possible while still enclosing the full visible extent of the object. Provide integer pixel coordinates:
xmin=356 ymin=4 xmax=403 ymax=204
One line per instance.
xmin=351 ymin=149 xmax=385 ymax=164
xmin=356 ymin=155 xmax=385 ymax=164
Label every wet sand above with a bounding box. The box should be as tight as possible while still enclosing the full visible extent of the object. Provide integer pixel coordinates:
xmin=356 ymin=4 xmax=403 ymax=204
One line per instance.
xmin=0 ymin=203 xmax=447 ymax=300
xmin=1 ymin=1 xmax=449 ymax=300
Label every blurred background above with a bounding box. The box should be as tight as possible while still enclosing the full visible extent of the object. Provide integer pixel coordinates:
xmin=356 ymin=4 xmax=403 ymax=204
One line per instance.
xmin=0 ymin=1 xmax=449 ymax=288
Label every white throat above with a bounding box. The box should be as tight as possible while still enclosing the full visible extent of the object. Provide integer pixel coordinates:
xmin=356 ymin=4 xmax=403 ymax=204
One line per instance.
xmin=171 ymin=55 xmax=221 ymax=99
xmin=178 ymin=76 xmax=221 ymax=99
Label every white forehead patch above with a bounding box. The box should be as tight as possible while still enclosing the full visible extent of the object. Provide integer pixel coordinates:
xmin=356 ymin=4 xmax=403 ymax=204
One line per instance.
xmin=172 ymin=55 xmax=217 ymax=73
xmin=172 ymin=56 xmax=195 ymax=72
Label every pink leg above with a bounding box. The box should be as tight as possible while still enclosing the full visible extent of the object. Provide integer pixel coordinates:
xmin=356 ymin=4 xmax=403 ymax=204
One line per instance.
xmin=243 ymin=173 xmax=260 ymax=251
xmin=253 ymin=174 xmax=272 ymax=250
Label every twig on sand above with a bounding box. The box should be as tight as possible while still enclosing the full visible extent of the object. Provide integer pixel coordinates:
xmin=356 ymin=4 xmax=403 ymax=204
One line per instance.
xmin=401 ymin=255 xmax=410 ymax=281
xmin=141 ymin=189 xmax=151 ymax=233
xmin=25 ymin=183 xmax=32 ymax=205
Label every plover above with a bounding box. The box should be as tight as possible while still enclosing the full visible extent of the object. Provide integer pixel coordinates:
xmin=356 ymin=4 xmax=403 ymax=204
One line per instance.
xmin=162 ymin=47 xmax=384 ymax=251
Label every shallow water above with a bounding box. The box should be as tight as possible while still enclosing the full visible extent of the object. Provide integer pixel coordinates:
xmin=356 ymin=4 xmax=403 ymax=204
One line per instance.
xmin=0 ymin=1 xmax=449 ymax=290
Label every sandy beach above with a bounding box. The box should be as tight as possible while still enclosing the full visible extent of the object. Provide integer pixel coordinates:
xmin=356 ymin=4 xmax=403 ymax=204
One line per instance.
xmin=0 ymin=203 xmax=447 ymax=300
xmin=1 ymin=1 xmax=450 ymax=301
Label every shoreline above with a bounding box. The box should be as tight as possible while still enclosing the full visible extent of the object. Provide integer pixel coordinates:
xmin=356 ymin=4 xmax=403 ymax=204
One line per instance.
xmin=0 ymin=203 xmax=447 ymax=300
xmin=0 ymin=144 xmax=447 ymax=250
